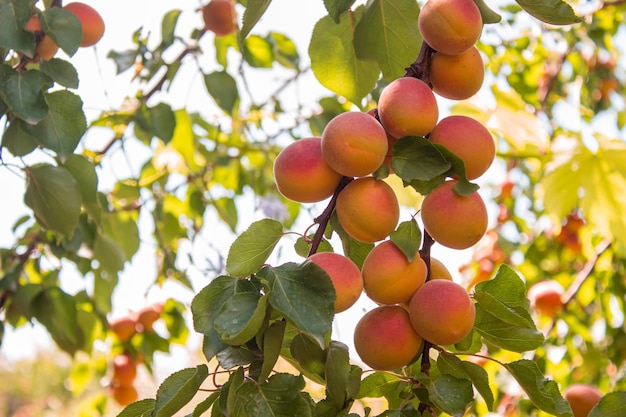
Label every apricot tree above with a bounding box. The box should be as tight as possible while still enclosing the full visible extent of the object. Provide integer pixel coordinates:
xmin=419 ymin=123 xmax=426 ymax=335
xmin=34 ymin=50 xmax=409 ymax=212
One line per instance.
xmin=1 ymin=0 xmax=626 ymax=416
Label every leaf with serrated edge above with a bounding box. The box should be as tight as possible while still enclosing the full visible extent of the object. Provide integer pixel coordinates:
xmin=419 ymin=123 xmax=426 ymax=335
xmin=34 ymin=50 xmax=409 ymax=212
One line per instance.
xmin=116 ymin=399 xmax=156 ymax=417
xmin=226 ymin=219 xmax=283 ymax=277
xmin=589 ymin=391 xmax=626 ymax=417
xmin=390 ymin=219 xmax=421 ymax=262
xmin=515 ymin=0 xmax=581 ymax=25
xmin=153 ymin=365 xmax=209 ymax=417
xmin=438 ymin=352 xmax=494 ymax=411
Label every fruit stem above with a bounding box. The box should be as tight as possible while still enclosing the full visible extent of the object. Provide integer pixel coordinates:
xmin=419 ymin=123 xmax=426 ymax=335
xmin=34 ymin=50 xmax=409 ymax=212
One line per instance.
xmin=404 ymin=41 xmax=436 ymax=86
xmin=307 ymin=176 xmax=354 ymax=256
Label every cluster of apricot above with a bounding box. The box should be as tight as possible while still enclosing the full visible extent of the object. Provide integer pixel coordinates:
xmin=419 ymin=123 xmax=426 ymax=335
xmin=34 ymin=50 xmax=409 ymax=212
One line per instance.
xmin=24 ymin=2 xmax=105 ymax=62
xmin=107 ymin=303 xmax=163 ymax=406
xmin=272 ymin=0 xmax=493 ymax=371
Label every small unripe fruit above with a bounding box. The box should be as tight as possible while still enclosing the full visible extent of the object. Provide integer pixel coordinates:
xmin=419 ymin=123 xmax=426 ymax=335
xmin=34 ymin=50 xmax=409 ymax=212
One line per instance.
xmin=64 ymin=3 xmax=105 ymax=47
xmin=321 ymin=112 xmax=388 ymax=177
xmin=418 ymin=0 xmax=483 ymax=55
xmin=335 ymin=177 xmax=399 ymax=243
xmin=354 ymin=305 xmax=423 ymax=370
xmin=409 ymin=279 xmax=475 ymax=346
xmin=428 ymin=115 xmax=495 ymax=180
xmin=563 ymin=384 xmax=602 ymax=417
xmin=378 ymin=78 xmax=439 ymax=139
xmin=421 ymin=180 xmax=488 ymax=249
xmin=273 ymin=137 xmax=343 ymax=203
xmin=430 ymin=46 xmax=485 ymax=100
xmin=308 ymin=252 xmax=363 ymax=313
xmin=528 ymin=281 xmax=564 ymax=317
xmin=202 ymin=0 xmax=237 ymax=36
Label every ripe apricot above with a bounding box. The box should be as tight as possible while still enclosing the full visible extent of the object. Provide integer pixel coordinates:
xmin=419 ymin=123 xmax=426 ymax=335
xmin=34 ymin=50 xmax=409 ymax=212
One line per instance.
xmin=420 ymin=180 xmax=488 ymax=249
xmin=335 ymin=177 xmax=399 ymax=243
xmin=428 ymin=115 xmax=495 ymax=180
xmin=361 ymin=240 xmax=427 ymax=305
xmin=273 ymin=137 xmax=343 ymax=203
xmin=563 ymin=384 xmax=603 ymax=417
xmin=137 ymin=303 xmax=164 ymax=332
xmin=112 ymin=384 xmax=139 ymax=406
xmin=321 ymin=112 xmax=388 ymax=177
xmin=308 ymin=252 xmax=363 ymax=313
xmin=378 ymin=77 xmax=439 ymax=139
xmin=430 ymin=46 xmax=485 ymax=100
xmin=112 ymin=353 xmax=137 ymax=386
xmin=418 ymin=0 xmax=482 ymax=55
xmin=429 ymin=257 xmax=453 ymax=281
xmin=528 ymin=281 xmax=564 ymax=317
xmin=64 ymin=3 xmax=105 ymax=47
xmin=24 ymin=14 xmax=59 ymax=61
xmin=354 ymin=305 xmax=423 ymax=370
xmin=409 ymin=279 xmax=475 ymax=345
xmin=109 ymin=315 xmax=137 ymax=342
xmin=202 ymin=0 xmax=237 ymax=37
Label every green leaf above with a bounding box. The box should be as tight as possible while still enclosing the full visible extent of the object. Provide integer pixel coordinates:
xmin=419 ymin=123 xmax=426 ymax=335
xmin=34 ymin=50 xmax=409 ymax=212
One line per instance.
xmin=225 ymin=219 xmax=284 ymax=277
xmin=93 ymin=232 xmax=126 ymax=273
xmin=1 ymin=118 xmax=39 ymax=156
xmin=289 ymin=332 xmax=327 ymax=383
xmin=294 ymin=235 xmax=334 ymax=258
xmin=230 ymin=373 xmax=312 ymax=417
xmin=353 ymin=0 xmax=422 ymax=80
xmin=107 ymin=49 xmax=138 ymax=74
xmin=392 ymin=136 xmax=451 ymax=183
xmin=324 ymin=0 xmax=356 ymax=23
xmin=243 ymin=34 xmax=274 ymax=67
xmin=268 ymin=32 xmax=299 ymax=69
xmin=415 ymin=373 xmax=474 ymax=416
xmin=0 ymin=65 xmax=49 ymax=124
xmin=32 ymin=287 xmax=85 ymax=355
xmin=589 ymin=391 xmax=626 ymax=417
xmin=40 ymin=7 xmax=81 ymax=56
xmin=325 ymin=341 xmax=354 ymax=409
xmin=390 ymin=218 xmax=421 ymax=262
xmin=161 ymin=9 xmax=181 ymax=48
xmin=257 ymin=262 xmax=335 ymax=346
xmin=437 ymin=352 xmax=494 ymax=411
xmin=226 ymin=367 xmax=246 ymax=416
xmin=214 ymin=196 xmax=238 ymax=232
xmin=204 ymin=71 xmax=240 ymax=115
xmin=116 ymin=399 xmax=156 ymax=417
xmin=214 ymin=293 xmax=267 ymax=345
xmin=0 ymin=1 xmax=35 ymax=57
xmin=240 ymin=0 xmax=272 ymax=40
xmin=62 ymin=154 xmax=98 ymax=207
xmin=515 ymin=0 xmax=582 ymax=25
xmin=40 ymin=58 xmax=79 ymax=89
xmin=24 ymin=164 xmax=81 ymax=239
xmin=192 ymin=392 xmax=220 ymax=417
xmin=192 ymin=276 xmax=258 ymax=360
xmin=431 ymin=144 xmax=479 ymax=196
xmin=309 ymin=7 xmax=379 ymax=104
xmin=24 ymin=90 xmax=86 ymax=161
xmin=504 ymin=360 xmax=573 ymax=417
xmin=258 ymin=319 xmax=287 ymax=382
xmin=473 ymin=0 xmax=502 ymax=24
xmin=357 ymin=372 xmax=403 ymax=399
xmin=153 ymin=365 xmax=209 ymax=417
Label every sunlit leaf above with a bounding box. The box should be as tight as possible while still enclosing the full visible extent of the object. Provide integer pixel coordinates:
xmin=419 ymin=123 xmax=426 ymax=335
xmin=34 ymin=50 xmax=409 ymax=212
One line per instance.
xmin=204 ymin=71 xmax=240 ymax=115
xmin=243 ymin=35 xmax=274 ymax=68
xmin=161 ymin=9 xmax=181 ymax=48
xmin=324 ymin=0 xmax=356 ymax=23
xmin=515 ymin=0 xmax=582 ymax=25
xmin=474 ymin=0 xmax=502 ymax=24
xmin=226 ymin=219 xmax=284 ymax=277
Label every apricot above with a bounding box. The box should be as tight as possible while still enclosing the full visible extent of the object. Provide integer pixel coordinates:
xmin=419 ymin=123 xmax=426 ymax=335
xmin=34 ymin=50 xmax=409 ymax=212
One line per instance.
xmin=420 ymin=180 xmax=488 ymax=249
xmin=418 ymin=0 xmax=483 ymax=55
xmin=361 ymin=240 xmax=427 ymax=305
xmin=137 ymin=303 xmax=164 ymax=332
xmin=563 ymin=384 xmax=603 ymax=417
xmin=429 ymin=257 xmax=453 ymax=281
xmin=321 ymin=112 xmax=388 ymax=177
xmin=308 ymin=252 xmax=363 ymax=313
xmin=335 ymin=177 xmax=400 ymax=243
xmin=354 ymin=305 xmax=423 ymax=370
xmin=112 ymin=353 xmax=137 ymax=386
xmin=429 ymin=46 xmax=485 ymax=100
xmin=109 ymin=315 xmax=137 ymax=342
xmin=202 ymin=0 xmax=237 ymax=37
xmin=24 ymin=14 xmax=59 ymax=61
xmin=273 ymin=137 xmax=343 ymax=203
xmin=408 ymin=279 xmax=475 ymax=345
xmin=112 ymin=384 xmax=139 ymax=406
xmin=64 ymin=3 xmax=105 ymax=47
xmin=378 ymin=77 xmax=439 ymax=139
xmin=428 ymin=115 xmax=495 ymax=180
xmin=528 ymin=281 xmax=564 ymax=317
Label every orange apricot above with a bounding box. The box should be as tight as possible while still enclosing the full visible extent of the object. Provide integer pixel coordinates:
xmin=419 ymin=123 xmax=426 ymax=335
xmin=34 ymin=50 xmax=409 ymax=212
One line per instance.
xmin=418 ymin=0 xmax=483 ymax=55
xmin=528 ymin=281 xmax=564 ymax=317
xmin=109 ymin=315 xmax=137 ymax=342
xmin=273 ymin=137 xmax=343 ymax=203
xmin=428 ymin=115 xmax=495 ymax=180
xmin=37 ymin=35 xmax=59 ymax=61
xmin=321 ymin=112 xmax=388 ymax=177
xmin=409 ymin=279 xmax=475 ymax=345
xmin=429 ymin=257 xmax=453 ymax=281
xmin=378 ymin=77 xmax=439 ymax=139
xmin=420 ymin=180 xmax=488 ymax=249
xmin=202 ymin=0 xmax=237 ymax=37
xmin=64 ymin=3 xmax=105 ymax=47
xmin=563 ymin=384 xmax=603 ymax=417
xmin=354 ymin=305 xmax=423 ymax=370
xmin=137 ymin=303 xmax=164 ymax=332
xmin=335 ymin=177 xmax=399 ymax=243
xmin=430 ymin=46 xmax=485 ymax=100
xmin=112 ymin=384 xmax=139 ymax=406
xmin=308 ymin=252 xmax=363 ymax=313
xmin=112 ymin=353 xmax=137 ymax=386
xmin=361 ymin=240 xmax=427 ymax=305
